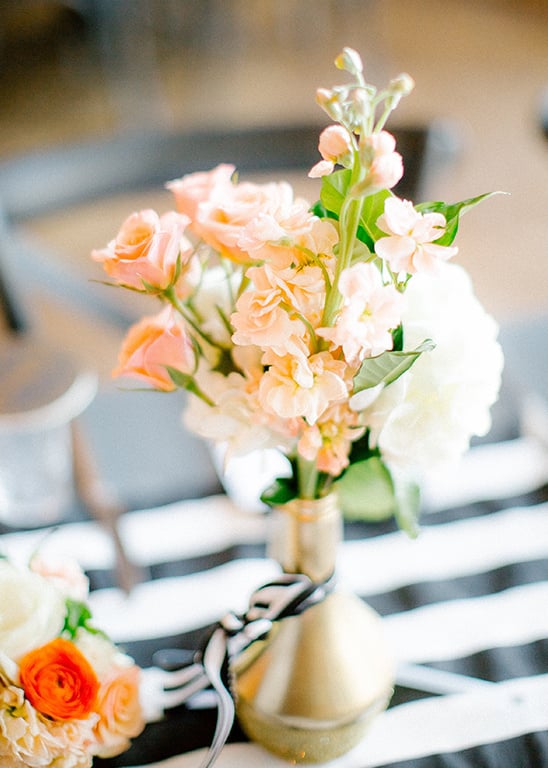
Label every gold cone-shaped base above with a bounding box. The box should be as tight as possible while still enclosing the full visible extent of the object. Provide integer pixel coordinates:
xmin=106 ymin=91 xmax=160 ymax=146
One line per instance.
xmin=232 ymin=590 xmax=394 ymax=763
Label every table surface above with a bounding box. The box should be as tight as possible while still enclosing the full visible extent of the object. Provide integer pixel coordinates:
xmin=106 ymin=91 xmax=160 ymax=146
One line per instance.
xmin=1 ymin=421 xmax=547 ymax=768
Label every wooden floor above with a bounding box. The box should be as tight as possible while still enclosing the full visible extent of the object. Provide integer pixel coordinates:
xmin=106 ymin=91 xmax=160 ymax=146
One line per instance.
xmin=0 ymin=0 xmax=547 ymax=375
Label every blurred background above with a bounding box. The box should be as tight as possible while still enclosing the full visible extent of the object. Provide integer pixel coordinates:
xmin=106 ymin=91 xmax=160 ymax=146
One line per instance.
xmin=0 ymin=0 xmax=547 ymax=370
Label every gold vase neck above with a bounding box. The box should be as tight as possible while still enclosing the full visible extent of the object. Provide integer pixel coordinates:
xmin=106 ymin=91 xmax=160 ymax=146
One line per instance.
xmin=269 ymin=493 xmax=342 ymax=583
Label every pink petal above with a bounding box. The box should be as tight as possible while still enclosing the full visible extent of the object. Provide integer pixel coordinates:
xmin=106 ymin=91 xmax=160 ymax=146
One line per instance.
xmin=308 ymin=160 xmax=334 ymax=178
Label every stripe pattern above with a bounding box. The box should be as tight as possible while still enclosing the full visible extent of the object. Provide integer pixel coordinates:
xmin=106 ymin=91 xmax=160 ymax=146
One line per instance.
xmin=1 ymin=436 xmax=548 ymax=768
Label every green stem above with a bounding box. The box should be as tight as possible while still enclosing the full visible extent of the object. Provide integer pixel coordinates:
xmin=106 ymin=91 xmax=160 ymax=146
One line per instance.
xmin=163 ymin=287 xmax=225 ymax=351
xmin=321 ymin=192 xmax=364 ymax=328
xmin=297 ymin=455 xmax=319 ymax=500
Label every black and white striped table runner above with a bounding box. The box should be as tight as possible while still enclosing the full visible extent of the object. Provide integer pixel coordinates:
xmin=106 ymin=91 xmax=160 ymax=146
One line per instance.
xmin=1 ymin=435 xmax=547 ymax=768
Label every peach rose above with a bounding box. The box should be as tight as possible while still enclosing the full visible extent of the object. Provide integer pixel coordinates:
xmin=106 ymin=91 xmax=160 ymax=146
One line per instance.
xmin=167 ymin=163 xmax=235 ymax=220
xmin=91 ymin=209 xmax=194 ymax=293
xmin=195 ymin=179 xmax=299 ymax=264
xmin=19 ymin=638 xmax=99 ymax=721
xmin=113 ymin=306 xmax=195 ymax=391
xmin=93 ymin=664 xmax=144 ymax=759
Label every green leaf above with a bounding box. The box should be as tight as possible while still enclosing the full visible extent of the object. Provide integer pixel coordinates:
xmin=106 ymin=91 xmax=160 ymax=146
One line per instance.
xmin=319 ymin=169 xmax=352 ymax=218
xmin=391 ymin=324 xmax=404 ymax=352
xmin=260 ymin=476 xmax=298 ymax=507
xmin=166 ymin=367 xmax=196 ymax=390
xmin=353 ymin=339 xmax=435 ymax=394
xmin=416 ymin=192 xmax=504 ymax=246
xmin=357 ymin=189 xmax=392 ymax=249
xmin=310 ymin=200 xmax=330 ymax=219
xmin=394 ymin=479 xmax=421 ymax=538
xmin=211 ymin=347 xmax=237 ymax=376
xmin=334 ymin=456 xmax=396 ymax=521
xmin=166 ymin=367 xmax=215 ymax=406
xmin=62 ymin=599 xmax=104 ymax=639
xmin=318 ymin=173 xmax=391 ymax=250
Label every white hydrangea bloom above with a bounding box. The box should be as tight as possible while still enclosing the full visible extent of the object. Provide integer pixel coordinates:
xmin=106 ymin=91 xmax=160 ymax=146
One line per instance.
xmin=365 ymin=263 xmax=503 ymax=479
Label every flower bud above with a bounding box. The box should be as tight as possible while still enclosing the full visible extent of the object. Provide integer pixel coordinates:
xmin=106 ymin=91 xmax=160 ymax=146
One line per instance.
xmin=390 ymin=73 xmax=415 ymax=96
xmin=334 ymin=47 xmax=363 ymax=77
xmin=315 ymin=88 xmax=343 ymax=121
xmin=386 ymin=73 xmax=415 ymax=109
xmin=318 ymin=125 xmax=353 ymax=163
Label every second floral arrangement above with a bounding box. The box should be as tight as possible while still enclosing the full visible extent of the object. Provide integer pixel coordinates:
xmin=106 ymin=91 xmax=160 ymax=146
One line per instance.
xmin=92 ymin=47 xmax=503 ymax=533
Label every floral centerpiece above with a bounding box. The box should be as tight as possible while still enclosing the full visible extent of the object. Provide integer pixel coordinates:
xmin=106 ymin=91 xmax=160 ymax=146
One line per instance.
xmin=0 ymin=554 xmax=144 ymax=768
xmin=92 ymin=47 xmax=503 ymax=534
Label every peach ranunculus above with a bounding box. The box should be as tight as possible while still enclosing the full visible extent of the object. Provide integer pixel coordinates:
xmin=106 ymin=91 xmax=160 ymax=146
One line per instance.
xmin=374 ymin=196 xmax=458 ymax=274
xmin=113 ymin=305 xmax=196 ymax=391
xmin=93 ymin=664 xmax=144 ymax=759
xmin=91 ymin=209 xmax=196 ymax=294
xmin=19 ymin=638 xmax=100 ymax=721
xmin=317 ymin=262 xmax=404 ymax=363
xmin=309 ymin=124 xmax=353 ymax=178
xmin=259 ymin=350 xmax=348 ymax=425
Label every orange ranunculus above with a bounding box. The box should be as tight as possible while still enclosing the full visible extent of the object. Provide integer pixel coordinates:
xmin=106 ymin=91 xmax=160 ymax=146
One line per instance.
xmin=19 ymin=637 xmax=99 ymax=721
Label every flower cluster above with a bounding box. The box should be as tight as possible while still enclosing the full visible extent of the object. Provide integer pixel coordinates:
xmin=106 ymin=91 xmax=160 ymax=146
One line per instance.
xmin=92 ymin=48 xmax=503 ymax=531
xmin=0 ymin=555 xmax=144 ymax=768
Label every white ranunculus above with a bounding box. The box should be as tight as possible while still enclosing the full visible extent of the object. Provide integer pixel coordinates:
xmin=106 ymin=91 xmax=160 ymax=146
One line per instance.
xmin=0 ymin=560 xmax=66 ymax=662
xmin=365 ymin=263 xmax=504 ymax=479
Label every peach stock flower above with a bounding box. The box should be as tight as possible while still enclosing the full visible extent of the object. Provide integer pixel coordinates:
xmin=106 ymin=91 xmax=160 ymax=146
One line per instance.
xmin=361 ymin=131 xmax=403 ymax=192
xmin=309 ymin=124 xmax=353 ymax=178
xmin=259 ymin=350 xmax=348 ymax=425
xmin=19 ymin=638 xmax=99 ymax=721
xmin=298 ymin=403 xmax=364 ymax=476
xmin=318 ymin=262 xmax=404 ymax=363
xmin=231 ymin=279 xmax=305 ymax=352
xmin=93 ymin=665 xmax=144 ymax=759
xmin=375 ymin=197 xmax=458 ymax=274
xmin=113 ymin=305 xmax=195 ymax=391
xmin=91 ymin=209 xmax=195 ymax=293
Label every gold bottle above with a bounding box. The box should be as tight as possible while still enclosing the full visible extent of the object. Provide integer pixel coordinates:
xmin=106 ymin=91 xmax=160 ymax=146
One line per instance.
xmin=231 ymin=494 xmax=395 ymax=763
